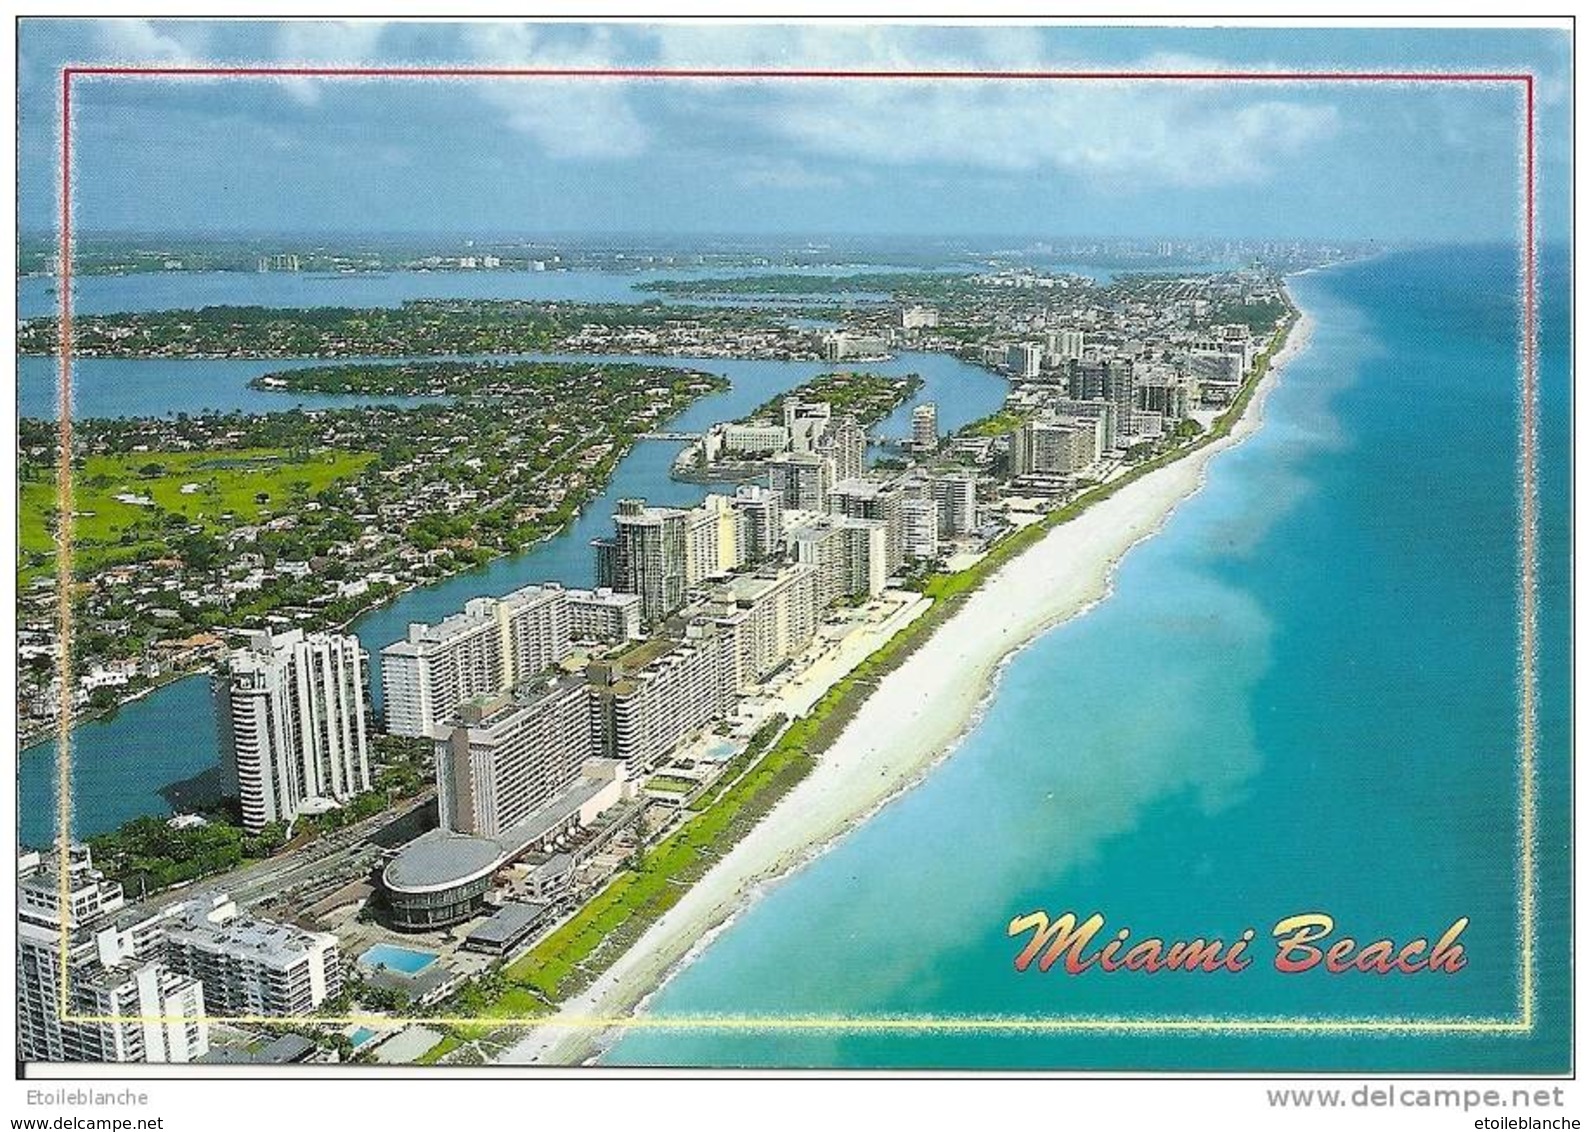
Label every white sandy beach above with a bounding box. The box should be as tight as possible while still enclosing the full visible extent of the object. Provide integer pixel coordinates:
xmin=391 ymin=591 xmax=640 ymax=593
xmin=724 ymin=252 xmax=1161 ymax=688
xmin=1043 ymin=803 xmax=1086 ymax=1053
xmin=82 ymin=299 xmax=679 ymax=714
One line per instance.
xmin=499 ymin=307 xmax=1317 ymax=1066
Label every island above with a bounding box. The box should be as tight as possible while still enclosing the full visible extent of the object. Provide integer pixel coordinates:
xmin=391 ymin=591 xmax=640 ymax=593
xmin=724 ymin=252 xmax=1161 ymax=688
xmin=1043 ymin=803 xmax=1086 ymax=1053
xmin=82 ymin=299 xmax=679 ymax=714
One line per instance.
xmin=17 ymin=300 xmax=826 ymax=361
xmin=674 ymin=370 xmax=924 ymax=483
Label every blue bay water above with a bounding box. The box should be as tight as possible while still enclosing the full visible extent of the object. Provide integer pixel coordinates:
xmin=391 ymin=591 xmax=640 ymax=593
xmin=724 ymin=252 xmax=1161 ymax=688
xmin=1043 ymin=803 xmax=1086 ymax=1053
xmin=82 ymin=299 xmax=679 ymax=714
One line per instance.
xmin=602 ymin=246 xmax=1570 ymax=1072
xmin=18 ymin=343 xmax=1007 ymax=846
xmin=13 ymin=260 xmax=1193 ymax=323
xmin=16 ymin=263 xmax=977 ymax=320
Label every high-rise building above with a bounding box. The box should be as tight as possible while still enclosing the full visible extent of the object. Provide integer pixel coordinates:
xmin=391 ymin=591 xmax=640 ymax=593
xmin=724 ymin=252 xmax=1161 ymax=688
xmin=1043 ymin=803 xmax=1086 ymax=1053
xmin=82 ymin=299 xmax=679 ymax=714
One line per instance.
xmin=436 ymin=676 xmax=596 ymax=838
xmin=161 ymin=902 xmax=341 ymax=1017
xmin=901 ymin=497 xmax=940 ymax=561
xmin=768 ymin=452 xmax=832 ymax=513
xmin=595 ymin=497 xmax=747 ymax=623
xmin=818 ymin=414 xmax=867 ymax=483
xmin=1046 ymin=398 xmax=1119 ymax=448
xmin=1186 ymin=349 xmax=1245 ymax=403
xmin=932 ymin=475 xmax=978 ymax=536
xmin=1104 ymin=358 xmax=1137 ymax=420
xmin=911 ymin=402 xmax=939 ymax=452
xmin=719 ymin=422 xmax=789 ymax=455
xmin=820 ymin=332 xmax=891 ymax=362
xmin=17 ymin=848 xmax=209 ymax=1064
xmin=216 ymin=629 xmax=371 ymax=833
xmin=1046 ymin=329 xmax=1085 ymax=360
xmin=382 ymin=607 xmax=501 ymax=739
xmin=828 ymin=478 xmax=907 ymax=571
xmin=587 ymin=627 xmax=737 ymax=776
xmin=1007 ymin=343 xmax=1042 ymax=379
xmin=381 ymin=584 xmax=573 ymax=739
xmin=787 ymin=516 xmax=888 ymax=606
xmin=495 ymin=584 xmax=574 ymax=685
xmin=599 ymin=499 xmax=690 ymax=623
xmin=731 ymin=484 xmax=785 ymax=562
xmin=701 ymin=564 xmax=821 ymax=690
xmin=783 ymin=400 xmax=833 ymax=454
xmin=1070 ymin=359 xmax=1105 ymax=401
xmin=1135 ymin=367 xmax=1192 ymax=421
xmin=683 ymin=494 xmax=747 ymax=585
xmin=565 ymin=587 xmax=644 ymax=642
xmin=1009 ymin=421 xmax=1097 ymax=477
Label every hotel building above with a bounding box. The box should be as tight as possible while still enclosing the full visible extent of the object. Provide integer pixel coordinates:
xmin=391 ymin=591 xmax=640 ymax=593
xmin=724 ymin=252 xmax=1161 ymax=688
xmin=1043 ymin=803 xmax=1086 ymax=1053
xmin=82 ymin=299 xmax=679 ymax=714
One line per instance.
xmin=768 ymin=451 xmax=833 ymax=513
xmin=565 ymin=587 xmax=644 ymax=643
xmin=932 ymin=475 xmax=978 ymax=536
xmin=828 ymin=477 xmax=907 ymax=572
xmin=380 ymin=583 xmax=572 ymax=738
xmin=587 ymin=626 xmax=736 ymax=776
xmin=436 ymin=676 xmax=596 ymax=839
xmin=701 ymin=563 xmax=821 ymax=690
xmin=216 ymin=629 xmax=371 ymax=832
xmin=787 ymin=515 xmax=889 ymax=606
xmin=731 ymin=484 xmax=785 ymax=562
xmin=911 ymin=402 xmax=939 ymax=451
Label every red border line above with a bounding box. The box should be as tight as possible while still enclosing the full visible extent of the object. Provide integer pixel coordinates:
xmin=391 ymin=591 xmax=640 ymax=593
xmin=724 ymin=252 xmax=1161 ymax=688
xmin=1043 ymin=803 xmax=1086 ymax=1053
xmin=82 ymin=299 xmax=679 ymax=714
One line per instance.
xmin=64 ymin=65 xmax=1536 ymax=81
xmin=53 ymin=58 xmax=75 ymax=1021
xmin=49 ymin=65 xmax=1541 ymax=1036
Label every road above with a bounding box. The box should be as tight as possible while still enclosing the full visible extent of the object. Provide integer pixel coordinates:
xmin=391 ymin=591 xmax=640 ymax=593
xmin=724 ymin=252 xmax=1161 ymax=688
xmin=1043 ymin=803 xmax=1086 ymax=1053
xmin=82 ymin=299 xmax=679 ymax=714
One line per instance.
xmin=130 ymin=791 xmax=437 ymax=922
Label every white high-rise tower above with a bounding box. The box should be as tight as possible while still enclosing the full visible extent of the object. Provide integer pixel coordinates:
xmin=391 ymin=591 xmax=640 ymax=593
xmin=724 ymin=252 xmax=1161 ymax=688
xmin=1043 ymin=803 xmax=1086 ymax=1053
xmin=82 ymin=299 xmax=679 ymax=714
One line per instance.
xmin=216 ymin=629 xmax=371 ymax=831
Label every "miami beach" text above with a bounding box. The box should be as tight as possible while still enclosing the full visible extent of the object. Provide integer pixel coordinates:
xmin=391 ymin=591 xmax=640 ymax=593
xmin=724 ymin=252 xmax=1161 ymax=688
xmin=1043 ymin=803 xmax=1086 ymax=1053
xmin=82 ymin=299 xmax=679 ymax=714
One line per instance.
xmin=1007 ymin=911 xmax=1469 ymax=975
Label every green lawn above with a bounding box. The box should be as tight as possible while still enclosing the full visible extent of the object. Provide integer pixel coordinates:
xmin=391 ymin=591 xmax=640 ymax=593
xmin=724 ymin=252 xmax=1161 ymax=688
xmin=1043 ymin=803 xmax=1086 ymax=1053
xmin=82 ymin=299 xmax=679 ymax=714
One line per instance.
xmin=957 ymin=407 xmax=1032 ymax=438
xmin=413 ymin=1033 xmax=464 ymax=1065
xmin=645 ymin=774 xmax=698 ymax=794
xmin=18 ymin=447 xmax=374 ymax=582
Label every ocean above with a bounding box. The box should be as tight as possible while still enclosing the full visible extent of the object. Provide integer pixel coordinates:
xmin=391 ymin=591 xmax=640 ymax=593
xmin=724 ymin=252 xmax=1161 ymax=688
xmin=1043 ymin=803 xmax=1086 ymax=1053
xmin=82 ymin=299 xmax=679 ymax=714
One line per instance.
xmin=600 ymin=246 xmax=1571 ymax=1072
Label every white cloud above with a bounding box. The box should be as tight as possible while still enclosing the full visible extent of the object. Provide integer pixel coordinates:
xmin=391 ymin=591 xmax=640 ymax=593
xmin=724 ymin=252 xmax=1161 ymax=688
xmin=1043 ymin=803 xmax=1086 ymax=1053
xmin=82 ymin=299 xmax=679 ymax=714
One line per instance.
xmin=701 ymin=78 xmax=1337 ymax=190
xmin=90 ymin=19 xmax=204 ymax=64
xmin=457 ymin=24 xmax=649 ymax=160
xmin=268 ymin=21 xmax=390 ymax=106
xmin=71 ymin=23 xmax=1343 ymax=190
xmin=644 ymin=30 xmax=1340 ymax=190
xmin=732 ymin=157 xmax=849 ymax=191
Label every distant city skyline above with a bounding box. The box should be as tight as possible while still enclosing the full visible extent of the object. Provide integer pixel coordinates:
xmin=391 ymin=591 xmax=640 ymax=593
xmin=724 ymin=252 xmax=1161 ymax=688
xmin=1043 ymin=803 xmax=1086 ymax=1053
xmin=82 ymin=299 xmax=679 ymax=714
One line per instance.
xmin=19 ymin=21 xmax=1571 ymax=242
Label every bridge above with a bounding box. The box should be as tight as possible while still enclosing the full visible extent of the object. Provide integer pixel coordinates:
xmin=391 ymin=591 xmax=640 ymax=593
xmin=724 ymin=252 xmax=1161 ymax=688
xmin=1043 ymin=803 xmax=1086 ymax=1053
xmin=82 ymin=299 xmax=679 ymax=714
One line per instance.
xmin=638 ymin=431 xmax=704 ymax=441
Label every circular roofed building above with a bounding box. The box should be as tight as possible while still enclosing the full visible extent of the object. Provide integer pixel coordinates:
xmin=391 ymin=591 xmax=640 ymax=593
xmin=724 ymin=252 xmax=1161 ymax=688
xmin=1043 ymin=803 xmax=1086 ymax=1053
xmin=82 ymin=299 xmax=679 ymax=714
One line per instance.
xmin=380 ymin=829 xmax=506 ymax=932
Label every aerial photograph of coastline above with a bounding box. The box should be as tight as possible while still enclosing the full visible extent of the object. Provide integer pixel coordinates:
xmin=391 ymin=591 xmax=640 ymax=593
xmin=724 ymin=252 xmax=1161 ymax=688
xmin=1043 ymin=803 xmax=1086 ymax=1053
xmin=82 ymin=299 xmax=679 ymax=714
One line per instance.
xmin=9 ymin=14 xmax=1572 ymax=1100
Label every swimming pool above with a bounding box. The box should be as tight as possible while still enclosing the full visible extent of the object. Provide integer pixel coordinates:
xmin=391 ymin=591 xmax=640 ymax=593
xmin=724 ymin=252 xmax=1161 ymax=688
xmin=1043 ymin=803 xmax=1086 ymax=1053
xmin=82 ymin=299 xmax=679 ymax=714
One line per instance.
xmin=349 ymin=1027 xmax=377 ymax=1048
xmin=358 ymin=943 xmax=439 ymax=976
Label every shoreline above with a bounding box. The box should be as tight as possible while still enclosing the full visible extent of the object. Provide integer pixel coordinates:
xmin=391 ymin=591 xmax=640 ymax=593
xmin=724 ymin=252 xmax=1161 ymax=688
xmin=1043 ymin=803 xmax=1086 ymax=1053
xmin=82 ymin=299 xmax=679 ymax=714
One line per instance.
xmin=498 ymin=301 xmax=1318 ymax=1066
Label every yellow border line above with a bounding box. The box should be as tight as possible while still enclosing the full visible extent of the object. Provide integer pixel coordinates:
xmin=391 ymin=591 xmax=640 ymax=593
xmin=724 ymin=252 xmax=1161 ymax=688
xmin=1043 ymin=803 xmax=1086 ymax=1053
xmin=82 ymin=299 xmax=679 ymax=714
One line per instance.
xmin=48 ymin=71 xmax=1542 ymax=1041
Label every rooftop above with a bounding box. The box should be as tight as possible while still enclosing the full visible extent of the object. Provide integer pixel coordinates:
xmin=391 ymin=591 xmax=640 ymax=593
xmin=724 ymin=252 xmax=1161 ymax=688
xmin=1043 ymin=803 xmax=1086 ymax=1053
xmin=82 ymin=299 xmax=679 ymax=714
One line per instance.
xmin=465 ymin=900 xmax=553 ymax=948
xmin=382 ymin=829 xmax=503 ymax=894
xmin=383 ymin=775 xmax=616 ymax=895
xmin=165 ymin=915 xmax=335 ymax=968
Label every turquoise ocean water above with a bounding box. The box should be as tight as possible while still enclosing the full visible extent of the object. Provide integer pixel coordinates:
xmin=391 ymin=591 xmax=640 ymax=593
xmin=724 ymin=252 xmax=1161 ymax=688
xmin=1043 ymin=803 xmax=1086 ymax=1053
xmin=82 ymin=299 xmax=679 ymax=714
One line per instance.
xmin=603 ymin=246 xmax=1571 ymax=1072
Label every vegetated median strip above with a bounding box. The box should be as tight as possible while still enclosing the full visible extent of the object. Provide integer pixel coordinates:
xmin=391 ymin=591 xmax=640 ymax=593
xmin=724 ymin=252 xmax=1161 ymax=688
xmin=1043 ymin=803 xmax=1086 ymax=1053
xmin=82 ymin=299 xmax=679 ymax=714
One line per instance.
xmin=421 ymin=308 xmax=1297 ymax=1046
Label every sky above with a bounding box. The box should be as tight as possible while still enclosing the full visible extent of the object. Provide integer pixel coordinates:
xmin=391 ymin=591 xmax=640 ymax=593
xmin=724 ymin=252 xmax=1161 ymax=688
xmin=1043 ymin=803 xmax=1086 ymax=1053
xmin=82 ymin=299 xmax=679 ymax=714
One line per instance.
xmin=16 ymin=20 xmax=1573 ymax=242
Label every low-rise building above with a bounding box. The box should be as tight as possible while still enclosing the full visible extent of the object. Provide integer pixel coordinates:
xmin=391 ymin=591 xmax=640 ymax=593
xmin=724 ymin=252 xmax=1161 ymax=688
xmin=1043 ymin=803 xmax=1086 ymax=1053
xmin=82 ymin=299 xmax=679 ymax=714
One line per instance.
xmin=17 ymin=848 xmax=209 ymax=1064
xmin=161 ymin=901 xmax=341 ymax=1017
